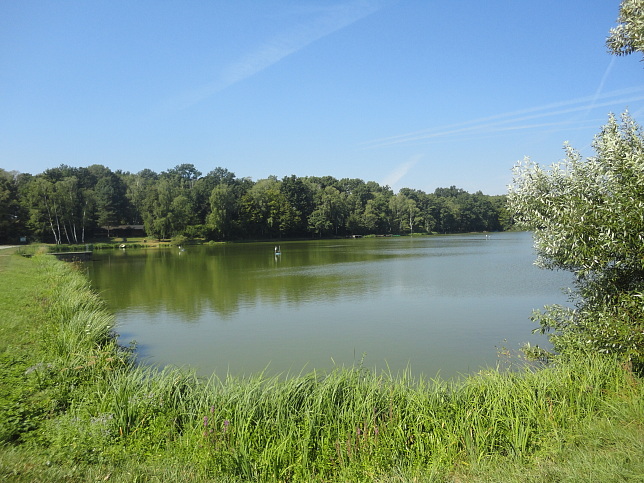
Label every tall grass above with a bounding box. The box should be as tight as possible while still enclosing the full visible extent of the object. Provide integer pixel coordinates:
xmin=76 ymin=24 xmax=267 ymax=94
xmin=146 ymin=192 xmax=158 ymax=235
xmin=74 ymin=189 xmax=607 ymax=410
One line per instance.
xmin=2 ymin=253 xmax=643 ymax=481
xmin=43 ymin=353 xmax=643 ymax=481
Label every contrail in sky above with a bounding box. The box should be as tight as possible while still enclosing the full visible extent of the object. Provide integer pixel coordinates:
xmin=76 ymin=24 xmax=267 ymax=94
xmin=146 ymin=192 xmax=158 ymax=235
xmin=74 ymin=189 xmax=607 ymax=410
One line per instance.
xmin=382 ymin=154 xmax=422 ymax=188
xmin=157 ymin=1 xmax=389 ymax=114
xmin=221 ymin=1 xmax=386 ymax=87
xmin=359 ymin=86 xmax=644 ymax=149
xmin=589 ymin=58 xmax=616 ymax=113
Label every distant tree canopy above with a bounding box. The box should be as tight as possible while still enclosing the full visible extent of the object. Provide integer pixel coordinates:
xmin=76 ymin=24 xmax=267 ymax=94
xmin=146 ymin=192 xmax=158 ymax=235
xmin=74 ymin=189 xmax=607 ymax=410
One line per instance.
xmin=606 ymin=0 xmax=644 ymax=59
xmin=0 ymin=164 xmax=510 ymax=244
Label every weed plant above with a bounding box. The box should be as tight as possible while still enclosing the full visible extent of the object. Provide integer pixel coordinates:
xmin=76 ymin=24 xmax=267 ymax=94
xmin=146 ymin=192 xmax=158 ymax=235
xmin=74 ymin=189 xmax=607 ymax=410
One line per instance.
xmin=1 ymin=254 xmax=643 ymax=481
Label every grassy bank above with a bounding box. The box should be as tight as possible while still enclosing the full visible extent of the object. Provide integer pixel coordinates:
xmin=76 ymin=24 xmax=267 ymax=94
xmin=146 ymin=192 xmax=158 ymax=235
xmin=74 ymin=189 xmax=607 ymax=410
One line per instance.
xmin=15 ymin=238 xmax=180 ymax=257
xmin=1 ymin=253 xmax=643 ymax=481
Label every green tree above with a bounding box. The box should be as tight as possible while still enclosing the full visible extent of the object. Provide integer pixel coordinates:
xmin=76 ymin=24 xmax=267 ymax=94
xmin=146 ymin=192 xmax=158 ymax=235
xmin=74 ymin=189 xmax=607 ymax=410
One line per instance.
xmin=280 ymin=175 xmax=314 ymax=235
xmin=37 ymin=167 xmax=88 ymax=243
xmin=207 ymin=184 xmax=238 ymax=240
xmin=239 ymin=177 xmax=297 ymax=238
xmin=340 ymin=178 xmax=386 ymax=236
xmin=389 ymin=193 xmax=408 ymax=234
xmin=606 ymin=0 xmax=644 ymax=59
xmin=86 ymin=165 xmax=131 ymax=236
xmin=508 ymin=112 xmax=644 ymax=367
xmin=490 ymin=195 xmax=512 ymax=231
xmin=22 ymin=177 xmax=62 ymax=244
xmin=164 ymin=163 xmax=202 ymax=190
xmin=194 ymin=167 xmax=236 ymax=224
xmin=54 ymin=176 xmax=84 ymax=244
xmin=459 ymin=192 xmax=498 ymax=232
xmin=169 ymin=194 xmax=194 ymax=235
xmin=405 ymin=197 xmax=421 ymax=234
xmin=363 ymin=192 xmax=391 ymax=234
xmin=123 ymin=169 xmax=158 ymax=225
xmin=435 ymin=197 xmax=461 ymax=233
xmin=142 ymin=180 xmax=173 ymax=240
xmin=94 ymin=177 xmax=120 ymax=236
xmin=308 ymin=186 xmax=347 ymax=237
xmin=0 ymin=170 xmax=22 ymax=243
xmin=240 ymin=178 xmax=275 ymax=237
xmin=141 ymin=166 xmax=202 ymax=239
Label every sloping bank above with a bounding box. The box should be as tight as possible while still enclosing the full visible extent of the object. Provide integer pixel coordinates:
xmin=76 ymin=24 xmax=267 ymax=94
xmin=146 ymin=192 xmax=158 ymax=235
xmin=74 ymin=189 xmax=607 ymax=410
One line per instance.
xmin=1 ymin=253 xmax=643 ymax=482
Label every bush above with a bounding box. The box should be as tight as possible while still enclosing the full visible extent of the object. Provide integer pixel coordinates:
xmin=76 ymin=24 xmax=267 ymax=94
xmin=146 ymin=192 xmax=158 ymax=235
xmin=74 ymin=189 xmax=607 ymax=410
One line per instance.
xmin=509 ymin=112 xmax=644 ymax=369
xmin=170 ymin=235 xmax=188 ymax=246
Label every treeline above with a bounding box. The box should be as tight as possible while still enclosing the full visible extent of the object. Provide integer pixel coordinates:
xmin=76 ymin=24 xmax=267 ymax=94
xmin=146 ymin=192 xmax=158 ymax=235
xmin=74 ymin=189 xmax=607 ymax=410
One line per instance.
xmin=0 ymin=163 xmax=510 ymax=244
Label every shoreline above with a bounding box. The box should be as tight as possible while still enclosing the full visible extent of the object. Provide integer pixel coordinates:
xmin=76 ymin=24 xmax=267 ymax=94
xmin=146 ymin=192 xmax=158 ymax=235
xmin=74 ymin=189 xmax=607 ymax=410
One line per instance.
xmin=0 ymin=253 xmax=642 ymax=481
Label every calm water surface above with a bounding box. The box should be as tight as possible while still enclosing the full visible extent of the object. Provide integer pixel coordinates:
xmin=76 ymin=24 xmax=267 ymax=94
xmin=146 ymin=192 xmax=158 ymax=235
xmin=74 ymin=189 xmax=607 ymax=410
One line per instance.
xmin=87 ymin=232 xmax=572 ymax=379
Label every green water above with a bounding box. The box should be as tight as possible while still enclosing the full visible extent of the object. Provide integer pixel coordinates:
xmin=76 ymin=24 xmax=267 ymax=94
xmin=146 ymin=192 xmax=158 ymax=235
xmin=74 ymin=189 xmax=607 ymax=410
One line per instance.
xmin=86 ymin=232 xmax=572 ymax=379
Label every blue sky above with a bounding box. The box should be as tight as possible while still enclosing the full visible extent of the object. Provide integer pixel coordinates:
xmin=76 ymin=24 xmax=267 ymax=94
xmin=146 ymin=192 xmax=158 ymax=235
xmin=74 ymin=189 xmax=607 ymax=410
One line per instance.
xmin=1 ymin=1 xmax=642 ymax=195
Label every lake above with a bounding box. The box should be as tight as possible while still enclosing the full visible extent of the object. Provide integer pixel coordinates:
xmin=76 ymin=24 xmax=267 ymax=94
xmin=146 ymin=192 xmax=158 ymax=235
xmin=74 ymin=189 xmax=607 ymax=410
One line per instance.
xmin=86 ymin=232 xmax=572 ymax=380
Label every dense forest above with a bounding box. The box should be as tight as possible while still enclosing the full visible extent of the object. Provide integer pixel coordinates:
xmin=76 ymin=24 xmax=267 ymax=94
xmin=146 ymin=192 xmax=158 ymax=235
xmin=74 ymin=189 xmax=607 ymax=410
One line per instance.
xmin=0 ymin=164 xmax=510 ymax=244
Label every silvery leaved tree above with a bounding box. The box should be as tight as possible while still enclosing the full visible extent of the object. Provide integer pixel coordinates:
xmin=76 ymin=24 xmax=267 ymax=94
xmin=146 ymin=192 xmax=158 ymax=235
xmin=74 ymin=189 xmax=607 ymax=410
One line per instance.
xmin=508 ymin=112 xmax=644 ymax=368
xmin=606 ymin=0 xmax=644 ymax=59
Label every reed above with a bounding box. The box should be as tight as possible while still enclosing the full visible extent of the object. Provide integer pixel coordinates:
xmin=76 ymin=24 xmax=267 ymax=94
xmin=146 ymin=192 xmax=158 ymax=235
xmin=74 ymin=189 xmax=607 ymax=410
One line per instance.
xmin=68 ymin=355 xmax=638 ymax=481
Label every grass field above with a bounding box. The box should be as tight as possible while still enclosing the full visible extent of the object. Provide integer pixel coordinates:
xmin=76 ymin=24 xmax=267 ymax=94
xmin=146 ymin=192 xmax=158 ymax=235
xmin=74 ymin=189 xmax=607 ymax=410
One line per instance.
xmin=1 ymin=251 xmax=642 ymax=481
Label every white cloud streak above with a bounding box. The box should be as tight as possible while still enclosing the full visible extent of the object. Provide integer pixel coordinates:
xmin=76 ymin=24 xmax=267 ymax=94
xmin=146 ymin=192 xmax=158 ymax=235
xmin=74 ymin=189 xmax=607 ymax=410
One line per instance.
xmin=359 ymin=86 xmax=644 ymax=149
xmin=587 ymin=58 xmax=616 ymax=115
xmin=222 ymin=1 xmax=385 ymax=87
xmin=159 ymin=1 xmax=388 ymax=114
xmin=382 ymin=154 xmax=422 ymax=188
